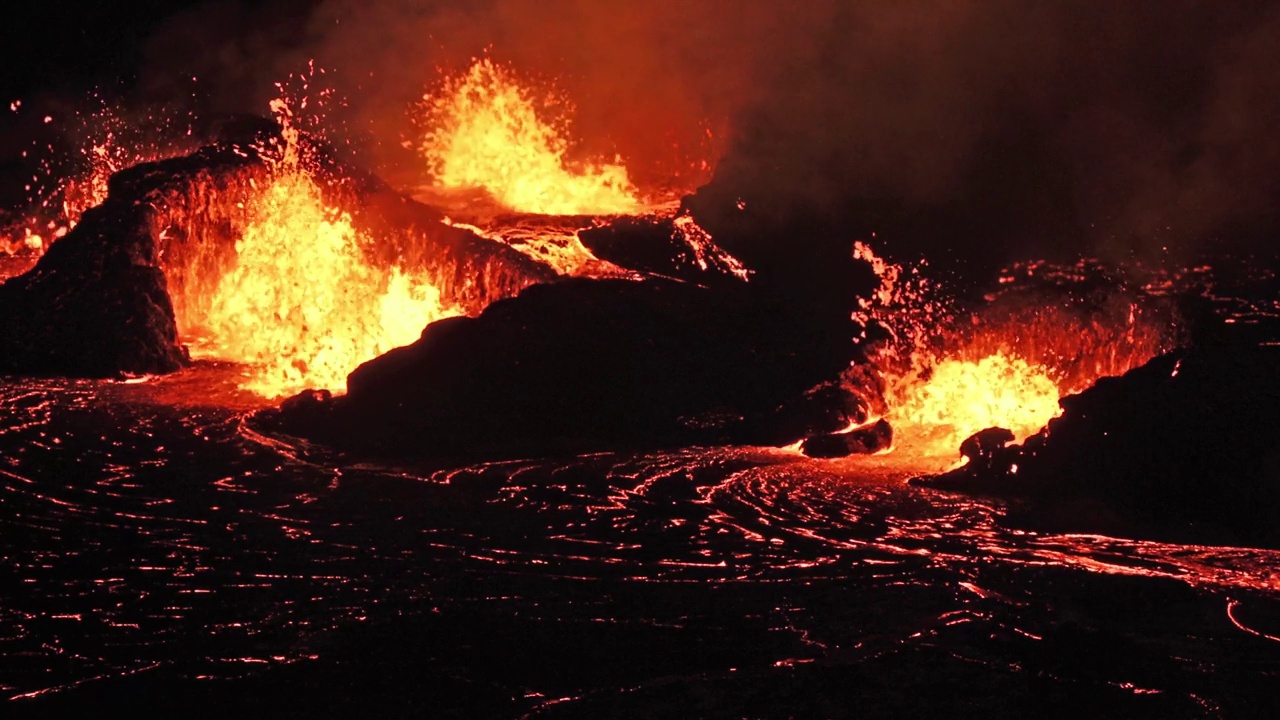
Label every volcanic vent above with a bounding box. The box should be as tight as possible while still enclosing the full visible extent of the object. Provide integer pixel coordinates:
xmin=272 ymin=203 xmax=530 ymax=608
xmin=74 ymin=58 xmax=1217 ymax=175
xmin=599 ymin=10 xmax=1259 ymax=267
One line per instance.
xmin=0 ymin=56 xmax=1180 ymax=470
xmin=0 ymin=84 xmax=557 ymax=393
xmin=0 ymin=59 xmax=739 ymax=402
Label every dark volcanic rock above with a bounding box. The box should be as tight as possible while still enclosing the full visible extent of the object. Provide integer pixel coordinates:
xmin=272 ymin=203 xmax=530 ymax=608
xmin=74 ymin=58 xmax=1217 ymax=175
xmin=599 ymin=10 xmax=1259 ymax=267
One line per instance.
xmin=259 ymin=269 xmax=880 ymax=462
xmin=0 ymin=123 xmax=554 ymax=379
xmin=0 ymin=119 xmax=281 ymax=377
xmin=578 ymin=214 xmax=748 ymax=284
xmin=0 ymin=196 xmax=192 ymax=376
xmin=259 ymin=182 xmax=883 ymax=462
xmin=913 ymin=346 xmax=1280 ymax=547
xmin=765 ymin=382 xmax=871 ymax=447
xmin=801 ymin=419 xmax=893 ymax=459
xmin=959 ymin=427 xmax=1015 ymax=466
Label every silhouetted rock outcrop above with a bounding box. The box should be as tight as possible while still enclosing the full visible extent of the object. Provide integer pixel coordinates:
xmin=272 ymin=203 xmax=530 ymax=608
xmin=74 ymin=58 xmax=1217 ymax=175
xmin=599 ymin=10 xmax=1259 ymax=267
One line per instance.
xmin=259 ymin=264 xmax=881 ymax=462
xmin=958 ymin=427 xmax=1015 ymax=467
xmin=0 ymin=200 xmax=190 ymax=376
xmin=578 ymin=214 xmax=749 ymax=285
xmin=913 ymin=346 xmax=1280 ymax=547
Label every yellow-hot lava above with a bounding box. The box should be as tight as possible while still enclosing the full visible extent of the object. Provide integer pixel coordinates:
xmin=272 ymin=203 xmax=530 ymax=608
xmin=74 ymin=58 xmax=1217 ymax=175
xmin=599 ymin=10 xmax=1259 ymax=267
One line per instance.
xmin=850 ymin=242 xmax=1168 ymax=459
xmin=201 ymin=172 xmax=455 ymax=398
xmin=418 ymin=58 xmax=641 ymax=216
xmin=885 ymin=353 xmax=1063 ymax=457
xmin=189 ymin=99 xmax=459 ymax=399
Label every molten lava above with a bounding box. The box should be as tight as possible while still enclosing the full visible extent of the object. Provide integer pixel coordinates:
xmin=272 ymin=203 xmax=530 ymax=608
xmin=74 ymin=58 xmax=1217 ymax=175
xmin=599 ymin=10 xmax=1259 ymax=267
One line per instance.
xmin=886 ymin=353 xmax=1064 ymax=456
xmin=3 ymin=100 xmax=192 ymax=262
xmin=440 ymin=215 xmax=608 ymax=277
xmin=672 ymin=212 xmax=751 ymax=281
xmin=418 ymin=58 xmax=641 ymax=216
xmin=851 ymin=243 xmax=1170 ymax=459
xmin=202 ymin=174 xmax=454 ymax=398
xmin=189 ymin=100 xmax=458 ymax=399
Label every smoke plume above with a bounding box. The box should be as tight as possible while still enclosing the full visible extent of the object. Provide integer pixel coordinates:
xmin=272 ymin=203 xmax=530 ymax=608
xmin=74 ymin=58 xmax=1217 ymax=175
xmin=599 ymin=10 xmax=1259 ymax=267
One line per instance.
xmin=99 ymin=0 xmax=1280 ymax=265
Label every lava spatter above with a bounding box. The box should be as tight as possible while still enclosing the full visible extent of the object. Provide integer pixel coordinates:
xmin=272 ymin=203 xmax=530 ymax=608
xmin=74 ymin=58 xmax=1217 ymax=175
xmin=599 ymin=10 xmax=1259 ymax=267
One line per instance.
xmin=417 ymin=58 xmax=641 ymax=216
xmin=195 ymin=94 xmax=461 ymax=398
xmin=850 ymin=243 xmax=1170 ymax=459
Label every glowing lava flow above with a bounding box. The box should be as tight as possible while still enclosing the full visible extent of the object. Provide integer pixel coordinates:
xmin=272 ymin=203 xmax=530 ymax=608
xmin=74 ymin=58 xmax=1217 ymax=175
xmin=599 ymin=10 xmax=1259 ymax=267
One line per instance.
xmin=418 ymin=58 xmax=641 ymax=216
xmin=199 ymin=100 xmax=458 ymax=399
xmin=440 ymin=215 xmax=607 ymax=277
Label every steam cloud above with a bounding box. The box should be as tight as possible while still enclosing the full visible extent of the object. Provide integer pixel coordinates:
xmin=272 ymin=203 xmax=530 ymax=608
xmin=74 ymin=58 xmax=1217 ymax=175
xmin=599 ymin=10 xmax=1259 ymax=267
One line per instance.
xmin=77 ymin=0 xmax=1280 ymax=264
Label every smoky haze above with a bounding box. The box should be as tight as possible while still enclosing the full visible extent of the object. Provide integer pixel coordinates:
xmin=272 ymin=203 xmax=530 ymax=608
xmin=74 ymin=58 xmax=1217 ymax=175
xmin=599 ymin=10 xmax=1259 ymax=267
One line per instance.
xmin=133 ymin=0 xmax=1280 ymax=266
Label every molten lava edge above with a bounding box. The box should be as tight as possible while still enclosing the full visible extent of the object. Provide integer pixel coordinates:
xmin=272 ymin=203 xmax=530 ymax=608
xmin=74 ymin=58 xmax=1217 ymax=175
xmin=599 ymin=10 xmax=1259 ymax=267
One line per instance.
xmin=0 ymin=120 xmax=555 ymax=389
xmin=914 ymin=345 xmax=1280 ymax=548
xmin=0 ymin=59 xmax=1175 ymax=471
xmin=0 ymin=119 xmax=1174 ymax=472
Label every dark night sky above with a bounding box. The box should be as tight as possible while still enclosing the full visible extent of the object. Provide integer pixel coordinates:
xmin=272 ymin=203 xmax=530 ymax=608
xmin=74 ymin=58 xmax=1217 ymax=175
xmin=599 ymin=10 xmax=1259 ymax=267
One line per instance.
xmin=0 ymin=1 xmax=193 ymax=98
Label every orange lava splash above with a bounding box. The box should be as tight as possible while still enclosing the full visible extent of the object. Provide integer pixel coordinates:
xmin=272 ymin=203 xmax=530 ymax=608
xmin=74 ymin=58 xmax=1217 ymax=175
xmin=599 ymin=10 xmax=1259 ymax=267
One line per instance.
xmin=418 ymin=58 xmax=641 ymax=216
xmin=850 ymin=243 xmax=1171 ymax=459
xmin=885 ymin=353 xmax=1064 ymax=457
xmin=190 ymin=99 xmax=459 ymax=399
xmin=3 ymin=99 xmax=193 ymax=261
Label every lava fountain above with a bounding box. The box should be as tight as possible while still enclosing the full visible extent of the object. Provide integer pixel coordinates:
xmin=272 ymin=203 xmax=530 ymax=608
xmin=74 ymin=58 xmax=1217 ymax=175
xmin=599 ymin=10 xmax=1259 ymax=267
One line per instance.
xmin=414 ymin=58 xmax=732 ymax=280
xmin=417 ymin=58 xmax=642 ymax=216
xmin=186 ymin=99 xmax=460 ymax=399
xmin=850 ymin=243 xmax=1172 ymax=460
xmin=887 ymin=353 xmax=1063 ymax=456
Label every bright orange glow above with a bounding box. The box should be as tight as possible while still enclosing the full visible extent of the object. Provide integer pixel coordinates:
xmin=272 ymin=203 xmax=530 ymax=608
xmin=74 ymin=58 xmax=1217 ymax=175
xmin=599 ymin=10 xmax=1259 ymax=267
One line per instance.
xmin=850 ymin=243 xmax=1168 ymax=459
xmin=886 ymin=353 xmax=1063 ymax=456
xmin=200 ymin=173 xmax=455 ymax=398
xmin=441 ymin=215 xmax=606 ymax=277
xmin=418 ymin=58 xmax=641 ymax=215
xmin=672 ymin=212 xmax=751 ymax=281
xmin=188 ymin=100 xmax=459 ymax=399
xmin=4 ymin=101 xmax=190 ymax=262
